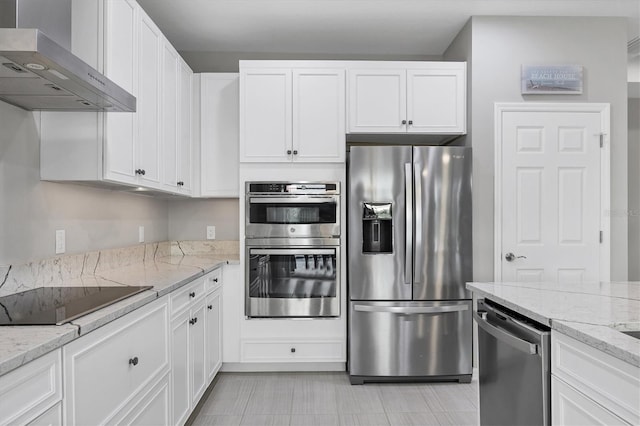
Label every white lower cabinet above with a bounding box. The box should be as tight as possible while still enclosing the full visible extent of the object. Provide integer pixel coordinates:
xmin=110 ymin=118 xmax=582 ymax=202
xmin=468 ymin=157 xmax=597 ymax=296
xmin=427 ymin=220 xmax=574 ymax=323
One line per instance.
xmin=0 ymin=349 xmax=62 ymax=426
xmin=26 ymin=402 xmax=62 ymax=426
xmin=551 ymin=331 xmax=639 ymax=425
xmin=118 ymin=373 xmax=171 ymax=426
xmin=170 ymin=269 xmax=224 ymax=425
xmin=63 ymin=297 xmax=170 ymax=425
xmin=552 ymin=376 xmax=629 ymax=425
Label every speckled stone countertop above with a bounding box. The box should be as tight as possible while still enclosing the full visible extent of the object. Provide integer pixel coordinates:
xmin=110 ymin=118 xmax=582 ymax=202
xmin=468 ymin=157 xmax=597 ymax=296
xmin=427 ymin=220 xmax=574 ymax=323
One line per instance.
xmin=467 ymin=281 xmax=640 ymax=367
xmin=0 ymin=249 xmax=239 ymax=377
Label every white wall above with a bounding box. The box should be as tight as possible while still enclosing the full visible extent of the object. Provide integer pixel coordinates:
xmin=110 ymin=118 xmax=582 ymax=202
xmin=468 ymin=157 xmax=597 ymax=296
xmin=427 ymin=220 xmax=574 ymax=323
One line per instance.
xmin=629 ymin=98 xmax=640 ymax=281
xmin=167 ymin=198 xmax=239 ymax=241
xmin=445 ymin=16 xmax=629 ymax=281
xmin=0 ymin=101 xmax=169 ymax=266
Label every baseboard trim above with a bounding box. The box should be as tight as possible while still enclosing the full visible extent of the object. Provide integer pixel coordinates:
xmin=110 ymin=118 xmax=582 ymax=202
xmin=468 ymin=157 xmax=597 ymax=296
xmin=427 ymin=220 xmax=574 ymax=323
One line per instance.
xmin=221 ymin=362 xmax=347 ymax=372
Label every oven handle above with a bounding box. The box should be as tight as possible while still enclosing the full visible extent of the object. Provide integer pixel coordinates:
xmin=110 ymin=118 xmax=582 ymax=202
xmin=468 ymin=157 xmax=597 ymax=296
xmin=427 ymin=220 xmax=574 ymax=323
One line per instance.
xmin=249 ymin=197 xmax=337 ymax=204
xmin=250 ymin=248 xmax=336 ymax=255
xmin=354 ymin=304 xmax=468 ymax=315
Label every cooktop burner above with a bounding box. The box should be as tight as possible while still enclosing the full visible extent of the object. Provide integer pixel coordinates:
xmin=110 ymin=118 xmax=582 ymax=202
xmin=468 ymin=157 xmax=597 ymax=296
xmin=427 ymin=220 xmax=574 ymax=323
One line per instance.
xmin=0 ymin=286 xmax=153 ymax=326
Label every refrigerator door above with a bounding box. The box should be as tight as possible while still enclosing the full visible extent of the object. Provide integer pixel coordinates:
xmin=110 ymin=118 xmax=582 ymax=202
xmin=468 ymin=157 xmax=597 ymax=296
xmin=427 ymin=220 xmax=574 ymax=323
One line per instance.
xmin=348 ymin=145 xmax=413 ymax=300
xmin=349 ymin=300 xmax=472 ymax=378
xmin=413 ymin=146 xmax=472 ymax=301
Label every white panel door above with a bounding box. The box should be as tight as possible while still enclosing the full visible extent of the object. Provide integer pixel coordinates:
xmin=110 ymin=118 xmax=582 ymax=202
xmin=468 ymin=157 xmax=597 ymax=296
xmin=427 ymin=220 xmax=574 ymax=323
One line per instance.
xmin=200 ymin=73 xmax=239 ymax=197
xmin=190 ymin=302 xmax=207 ymax=407
xmin=498 ymin=106 xmax=608 ymax=282
xmin=137 ymin=11 xmax=162 ymax=188
xmin=407 ymin=67 xmax=466 ymax=134
xmin=103 ymin=0 xmax=137 ymax=184
xmin=161 ymin=43 xmax=179 ymax=192
xmin=170 ymin=313 xmax=190 ymax=426
xmin=240 ymin=68 xmax=292 ymax=162
xmin=348 ymin=69 xmax=406 ymax=133
xmin=292 ymin=69 xmax=345 ymax=162
xmin=205 ymin=289 xmax=222 ymax=384
xmin=177 ymin=60 xmax=193 ymax=195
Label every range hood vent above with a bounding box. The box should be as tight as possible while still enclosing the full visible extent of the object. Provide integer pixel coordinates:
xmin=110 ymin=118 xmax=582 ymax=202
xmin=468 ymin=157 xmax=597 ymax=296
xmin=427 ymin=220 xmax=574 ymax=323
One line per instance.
xmin=0 ymin=0 xmax=135 ymax=112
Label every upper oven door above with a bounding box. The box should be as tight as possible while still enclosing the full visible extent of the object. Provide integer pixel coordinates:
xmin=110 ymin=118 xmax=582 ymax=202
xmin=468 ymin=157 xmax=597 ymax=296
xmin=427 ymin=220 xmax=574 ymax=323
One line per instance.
xmin=246 ymin=195 xmax=340 ymax=238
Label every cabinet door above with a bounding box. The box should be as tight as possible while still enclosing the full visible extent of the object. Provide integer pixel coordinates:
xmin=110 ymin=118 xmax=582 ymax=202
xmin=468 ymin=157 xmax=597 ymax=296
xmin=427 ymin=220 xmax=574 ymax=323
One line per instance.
xmin=292 ymin=69 xmax=345 ymax=162
xmin=200 ymin=73 xmax=240 ymax=197
xmin=190 ymin=302 xmax=207 ymax=407
xmin=103 ymin=0 xmax=138 ymax=184
xmin=407 ymin=67 xmax=466 ymax=134
xmin=161 ymin=42 xmax=179 ymax=192
xmin=137 ymin=10 xmax=162 ymax=188
xmin=348 ymin=69 xmax=406 ymax=133
xmin=205 ymin=289 xmax=222 ymax=384
xmin=177 ymin=60 xmax=193 ymax=195
xmin=240 ymin=68 xmax=292 ymax=162
xmin=120 ymin=375 xmax=170 ymax=426
xmin=27 ymin=402 xmax=62 ymax=426
xmin=552 ymin=376 xmax=629 ymax=425
xmin=171 ymin=312 xmax=190 ymax=426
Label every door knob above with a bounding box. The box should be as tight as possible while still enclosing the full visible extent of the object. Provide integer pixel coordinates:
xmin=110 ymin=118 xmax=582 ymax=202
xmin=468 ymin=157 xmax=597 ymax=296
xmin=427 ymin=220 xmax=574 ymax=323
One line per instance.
xmin=505 ymin=252 xmax=527 ymax=262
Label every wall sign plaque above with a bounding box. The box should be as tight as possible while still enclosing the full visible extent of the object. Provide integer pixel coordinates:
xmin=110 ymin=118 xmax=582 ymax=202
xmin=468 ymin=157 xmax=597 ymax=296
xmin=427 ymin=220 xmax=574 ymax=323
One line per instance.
xmin=521 ymin=65 xmax=583 ymax=94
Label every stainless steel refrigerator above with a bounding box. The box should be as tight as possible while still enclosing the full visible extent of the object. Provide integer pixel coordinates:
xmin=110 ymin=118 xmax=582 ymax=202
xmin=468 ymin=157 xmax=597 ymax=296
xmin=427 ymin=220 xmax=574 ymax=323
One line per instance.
xmin=347 ymin=145 xmax=472 ymax=384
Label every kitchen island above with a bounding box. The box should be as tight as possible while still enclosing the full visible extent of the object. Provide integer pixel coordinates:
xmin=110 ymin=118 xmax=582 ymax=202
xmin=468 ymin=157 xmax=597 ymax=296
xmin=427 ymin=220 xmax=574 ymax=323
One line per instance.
xmin=467 ymin=281 xmax=640 ymax=425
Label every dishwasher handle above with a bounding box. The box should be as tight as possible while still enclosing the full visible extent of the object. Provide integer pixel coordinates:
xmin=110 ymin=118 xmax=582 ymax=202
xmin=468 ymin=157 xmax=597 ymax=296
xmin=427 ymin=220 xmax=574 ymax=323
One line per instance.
xmin=473 ymin=311 xmax=539 ymax=355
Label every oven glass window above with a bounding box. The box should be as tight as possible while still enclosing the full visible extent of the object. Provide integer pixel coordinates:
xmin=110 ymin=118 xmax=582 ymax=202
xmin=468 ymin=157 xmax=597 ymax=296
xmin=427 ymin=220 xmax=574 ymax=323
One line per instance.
xmin=249 ymin=202 xmax=337 ymax=225
xmin=248 ymin=251 xmax=337 ymax=298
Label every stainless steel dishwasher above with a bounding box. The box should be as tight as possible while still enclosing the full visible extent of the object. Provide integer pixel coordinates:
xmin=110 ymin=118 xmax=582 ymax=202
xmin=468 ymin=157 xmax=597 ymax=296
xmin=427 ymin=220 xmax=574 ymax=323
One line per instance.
xmin=474 ymin=299 xmax=551 ymax=426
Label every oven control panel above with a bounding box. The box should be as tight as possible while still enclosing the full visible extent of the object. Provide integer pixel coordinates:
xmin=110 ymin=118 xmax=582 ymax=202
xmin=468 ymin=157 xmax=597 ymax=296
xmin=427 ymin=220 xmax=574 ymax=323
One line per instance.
xmin=247 ymin=182 xmax=339 ymax=195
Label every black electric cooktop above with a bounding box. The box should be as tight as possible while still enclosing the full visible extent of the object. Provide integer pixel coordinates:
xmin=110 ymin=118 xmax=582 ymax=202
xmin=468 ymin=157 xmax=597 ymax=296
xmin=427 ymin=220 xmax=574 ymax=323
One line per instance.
xmin=0 ymin=286 xmax=153 ymax=326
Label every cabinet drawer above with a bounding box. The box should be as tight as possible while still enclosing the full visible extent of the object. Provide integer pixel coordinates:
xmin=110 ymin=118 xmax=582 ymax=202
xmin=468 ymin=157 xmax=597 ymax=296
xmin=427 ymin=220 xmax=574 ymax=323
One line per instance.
xmin=64 ymin=298 xmax=169 ymax=425
xmin=552 ymin=332 xmax=640 ymax=425
xmin=204 ymin=267 xmax=223 ymax=294
xmin=241 ymin=340 xmax=343 ymax=362
xmin=171 ymin=278 xmax=205 ymax=316
xmin=552 ymin=376 xmax=629 ymax=425
xmin=0 ymin=350 xmax=62 ymax=426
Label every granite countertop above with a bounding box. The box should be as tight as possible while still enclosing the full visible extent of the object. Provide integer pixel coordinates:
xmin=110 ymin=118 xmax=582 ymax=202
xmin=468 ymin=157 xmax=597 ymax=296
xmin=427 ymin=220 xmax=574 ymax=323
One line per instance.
xmin=0 ymin=253 xmax=239 ymax=376
xmin=467 ymin=281 xmax=640 ymax=367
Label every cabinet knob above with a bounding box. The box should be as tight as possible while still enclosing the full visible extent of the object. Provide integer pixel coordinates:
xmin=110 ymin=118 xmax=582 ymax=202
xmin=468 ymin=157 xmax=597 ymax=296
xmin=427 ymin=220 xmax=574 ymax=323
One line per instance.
xmin=287 ymin=150 xmax=292 ymax=155
xmin=408 ymin=120 xmax=413 ymax=125
xmin=208 ymin=304 xmax=213 ymax=310
xmin=189 ymin=292 xmax=196 ymax=298
xmin=213 ymin=278 xmax=218 ymax=283
xmin=290 ymin=347 xmax=296 ymax=353
xmin=135 ymin=169 xmax=146 ymax=176
xmin=190 ymin=317 xmax=198 ymax=325
xmin=177 ymin=181 xmax=184 ymax=186
xmin=293 ymin=150 xmax=298 ymax=155
xmin=401 ymin=120 xmax=407 ymax=125
xmin=129 ymin=356 xmax=139 ymax=366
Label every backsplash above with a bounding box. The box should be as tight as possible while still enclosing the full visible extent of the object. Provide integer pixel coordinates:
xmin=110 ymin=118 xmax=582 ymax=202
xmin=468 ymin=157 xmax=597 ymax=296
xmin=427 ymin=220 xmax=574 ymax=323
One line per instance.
xmin=0 ymin=240 xmax=238 ymax=298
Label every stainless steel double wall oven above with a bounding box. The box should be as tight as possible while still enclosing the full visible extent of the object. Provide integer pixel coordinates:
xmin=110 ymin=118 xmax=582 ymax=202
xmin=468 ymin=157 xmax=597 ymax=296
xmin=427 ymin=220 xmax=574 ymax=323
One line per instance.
xmin=245 ymin=182 xmax=340 ymax=318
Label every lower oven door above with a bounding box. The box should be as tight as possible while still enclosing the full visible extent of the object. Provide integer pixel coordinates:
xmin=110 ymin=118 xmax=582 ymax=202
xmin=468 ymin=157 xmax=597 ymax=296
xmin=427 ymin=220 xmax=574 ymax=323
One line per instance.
xmin=245 ymin=245 xmax=340 ymax=317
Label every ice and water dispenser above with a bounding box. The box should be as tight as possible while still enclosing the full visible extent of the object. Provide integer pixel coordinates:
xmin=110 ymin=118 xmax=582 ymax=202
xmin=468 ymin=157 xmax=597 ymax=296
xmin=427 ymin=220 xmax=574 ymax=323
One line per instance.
xmin=362 ymin=203 xmax=393 ymax=254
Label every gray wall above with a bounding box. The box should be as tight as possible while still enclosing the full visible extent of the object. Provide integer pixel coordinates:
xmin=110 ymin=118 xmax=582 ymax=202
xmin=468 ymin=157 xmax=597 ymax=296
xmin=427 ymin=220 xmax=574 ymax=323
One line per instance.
xmin=0 ymin=101 xmax=169 ymax=266
xmin=445 ymin=16 xmax=629 ymax=281
xmin=629 ymin=98 xmax=640 ymax=280
xmin=180 ymin=51 xmax=441 ymax=73
xmin=168 ymin=199 xmax=239 ymax=241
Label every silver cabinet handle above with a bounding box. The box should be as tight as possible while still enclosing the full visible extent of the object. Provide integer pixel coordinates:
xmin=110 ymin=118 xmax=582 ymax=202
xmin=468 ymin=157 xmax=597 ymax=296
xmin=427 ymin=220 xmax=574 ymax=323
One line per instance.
xmin=404 ymin=163 xmax=412 ymax=285
xmin=250 ymin=248 xmax=335 ymax=255
xmin=354 ymin=304 xmax=468 ymax=315
xmin=473 ymin=311 xmax=538 ymax=355
xmin=414 ymin=162 xmax=423 ymax=285
xmin=505 ymin=252 xmax=527 ymax=262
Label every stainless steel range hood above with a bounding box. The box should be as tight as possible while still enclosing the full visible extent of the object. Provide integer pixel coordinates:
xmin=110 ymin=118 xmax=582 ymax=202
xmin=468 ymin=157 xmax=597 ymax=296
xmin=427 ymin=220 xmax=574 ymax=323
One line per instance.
xmin=0 ymin=0 xmax=135 ymax=112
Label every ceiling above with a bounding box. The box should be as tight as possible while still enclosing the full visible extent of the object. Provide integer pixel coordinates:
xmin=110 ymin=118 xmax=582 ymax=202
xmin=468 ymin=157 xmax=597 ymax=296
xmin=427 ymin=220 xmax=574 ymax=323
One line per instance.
xmin=137 ymin=0 xmax=640 ymax=56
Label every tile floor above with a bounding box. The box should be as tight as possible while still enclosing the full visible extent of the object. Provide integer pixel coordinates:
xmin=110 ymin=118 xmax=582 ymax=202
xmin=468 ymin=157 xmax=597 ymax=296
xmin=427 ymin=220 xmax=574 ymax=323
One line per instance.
xmin=193 ymin=372 xmax=479 ymax=426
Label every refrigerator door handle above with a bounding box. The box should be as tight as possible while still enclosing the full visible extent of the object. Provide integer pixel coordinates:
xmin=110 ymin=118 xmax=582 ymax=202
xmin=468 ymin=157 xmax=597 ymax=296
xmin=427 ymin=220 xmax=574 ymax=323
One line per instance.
xmin=413 ymin=162 xmax=423 ymax=285
xmin=404 ymin=163 xmax=413 ymax=284
xmin=354 ymin=304 xmax=468 ymax=315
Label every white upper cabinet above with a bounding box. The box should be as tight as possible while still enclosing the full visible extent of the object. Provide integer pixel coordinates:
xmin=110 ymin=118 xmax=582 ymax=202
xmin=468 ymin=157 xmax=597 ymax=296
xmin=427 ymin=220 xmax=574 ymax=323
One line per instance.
xmin=292 ymin=69 xmax=346 ymax=162
xmin=178 ymin=60 xmax=193 ymax=195
xmin=161 ymin=43 xmax=179 ymax=192
xmin=348 ymin=63 xmax=466 ymax=134
xmin=239 ymin=65 xmax=345 ymax=163
xmin=200 ymin=73 xmax=239 ymax=197
xmin=348 ymin=69 xmax=406 ymax=133
xmin=240 ymin=68 xmax=292 ymax=162
xmin=137 ymin=10 xmax=163 ymax=188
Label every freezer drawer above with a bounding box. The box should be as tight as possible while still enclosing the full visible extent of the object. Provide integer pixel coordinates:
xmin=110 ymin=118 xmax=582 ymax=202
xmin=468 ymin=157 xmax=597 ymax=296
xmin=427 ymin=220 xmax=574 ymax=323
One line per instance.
xmin=349 ymin=300 xmax=472 ymax=380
